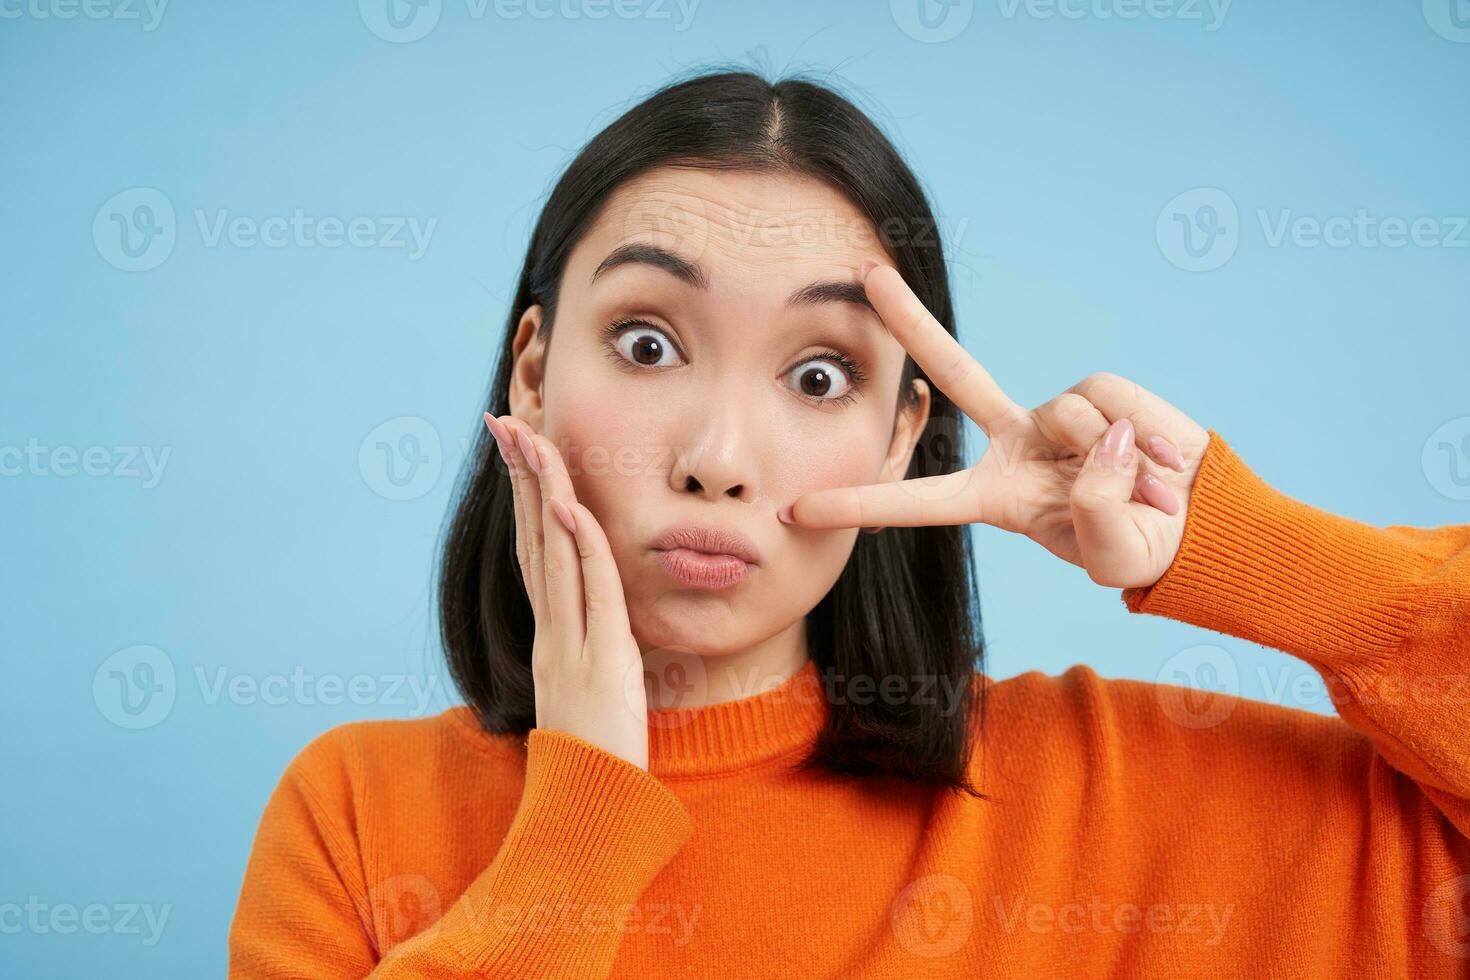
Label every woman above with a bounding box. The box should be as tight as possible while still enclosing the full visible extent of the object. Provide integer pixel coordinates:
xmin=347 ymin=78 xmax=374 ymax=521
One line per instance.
xmin=228 ymin=69 xmax=1470 ymax=977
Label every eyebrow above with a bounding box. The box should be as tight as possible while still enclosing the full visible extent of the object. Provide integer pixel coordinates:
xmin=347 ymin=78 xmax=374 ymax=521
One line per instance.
xmin=590 ymin=242 xmax=876 ymax=313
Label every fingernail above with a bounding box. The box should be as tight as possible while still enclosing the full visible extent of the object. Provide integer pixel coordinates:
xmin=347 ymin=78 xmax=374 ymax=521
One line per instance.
xmin=484 ymin=413 xmax=514 ymax=467
xmin=1141 ymin=473 xmax=1180 ymax=516
xmin=550 ymin=497 xmax=576 ymax=535
xmin=858 ymin=258 xmax=878 ymax=279
xmin=778 ymin=503 xmax=795 ymax=524
xmin=1148 ymin=434 xmax=1186 ymax=471
xmin=514 ymin=428 xmax=542 ymax=475
xmin=1099 ymin=418 xmax=1133 ymax=468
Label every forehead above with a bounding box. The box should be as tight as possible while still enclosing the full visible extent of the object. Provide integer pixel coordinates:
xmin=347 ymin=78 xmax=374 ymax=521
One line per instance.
xmin=570 ymin=166 xmax=886 ymax=279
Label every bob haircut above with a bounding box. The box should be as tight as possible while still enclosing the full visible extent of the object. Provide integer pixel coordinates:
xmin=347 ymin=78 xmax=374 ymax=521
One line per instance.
xmin=438 ymin=67 xmax=988 ymax=796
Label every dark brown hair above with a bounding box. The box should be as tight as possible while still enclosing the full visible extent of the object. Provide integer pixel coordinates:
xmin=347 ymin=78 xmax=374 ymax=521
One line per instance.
xmin=438 ymin=67 xmax=988 ymax=796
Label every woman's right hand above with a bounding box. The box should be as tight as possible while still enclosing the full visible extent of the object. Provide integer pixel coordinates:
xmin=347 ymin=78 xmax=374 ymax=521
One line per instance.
xmin=483 ymin=413 xmax=650 ymax=771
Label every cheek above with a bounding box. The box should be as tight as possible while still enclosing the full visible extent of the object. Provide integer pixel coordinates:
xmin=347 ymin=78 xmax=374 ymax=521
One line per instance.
xmin=762 ymin=417 xmax=887 ymax=587
xmin=543 ymin=399 xmax=632 ymax=511
xmin=770 ymin=410 xmax=895 ymax=501
xmin=540 ymin=368 xmax=666 ymax=573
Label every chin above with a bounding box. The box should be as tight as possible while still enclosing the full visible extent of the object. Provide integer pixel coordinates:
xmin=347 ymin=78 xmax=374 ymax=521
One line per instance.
xmin=628 ymin=603 xmax=745 ymax=660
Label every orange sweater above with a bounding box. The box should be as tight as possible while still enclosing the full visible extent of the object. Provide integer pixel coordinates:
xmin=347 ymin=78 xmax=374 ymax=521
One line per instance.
xmin=228 ymin=431 xmax=1470 ymax=978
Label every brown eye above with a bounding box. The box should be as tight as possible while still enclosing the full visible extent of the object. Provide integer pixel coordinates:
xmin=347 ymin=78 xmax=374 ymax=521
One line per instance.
xmin=787 ymin=358 xmax=852 ymax=402
xmin=614 ymin=325 xmax=682 ymax=368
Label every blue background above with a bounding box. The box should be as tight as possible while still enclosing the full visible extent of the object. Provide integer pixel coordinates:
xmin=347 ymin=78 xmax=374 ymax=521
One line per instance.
xmin=3 ymin=0 xmax=1467 ymax=974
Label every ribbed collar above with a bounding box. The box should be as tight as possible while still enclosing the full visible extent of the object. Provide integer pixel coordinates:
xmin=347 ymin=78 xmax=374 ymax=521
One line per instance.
xmin=646 ymin=657 xmax=829 ymax=779
xmin=448 ymin=659 xmax=831 ymax=779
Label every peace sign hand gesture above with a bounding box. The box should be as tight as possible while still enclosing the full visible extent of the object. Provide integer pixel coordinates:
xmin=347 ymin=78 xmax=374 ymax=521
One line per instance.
xmin=782 ymin=261 xmax=1210 ymax=591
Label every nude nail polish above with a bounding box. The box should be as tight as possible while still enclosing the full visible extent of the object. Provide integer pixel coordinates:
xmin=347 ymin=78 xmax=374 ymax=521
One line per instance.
xmin=1148 ymin=434 xmax=1186 ymax=471
xmin=550 ymin=497 xmax=576 ymax=534
xmin=514 ymin=428 xmax=542 ymax=475
xmin=484 ymin=414 xmax=514 ymax=466
xmin=1100 ymin=418 xmax=1132 ymax=467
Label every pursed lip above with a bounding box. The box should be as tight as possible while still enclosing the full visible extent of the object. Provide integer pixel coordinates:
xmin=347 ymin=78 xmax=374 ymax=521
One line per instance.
xmin=650 ymin=523 xmax=762 ymax=565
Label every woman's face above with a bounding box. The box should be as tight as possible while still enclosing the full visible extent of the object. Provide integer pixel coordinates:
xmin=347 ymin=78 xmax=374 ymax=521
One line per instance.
xmin=509 ymin=166 xmax=930 ymax=661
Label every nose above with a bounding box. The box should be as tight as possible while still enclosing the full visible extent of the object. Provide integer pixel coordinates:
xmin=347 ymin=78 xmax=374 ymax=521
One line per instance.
xmin=668 ymin=401 xmax=755 ymax=502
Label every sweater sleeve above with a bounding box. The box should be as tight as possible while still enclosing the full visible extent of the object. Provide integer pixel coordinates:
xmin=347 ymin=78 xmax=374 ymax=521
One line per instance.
xmin=227 ymin=727 xmax=694 ymax=979
xmin=1120 ymin=428 xmax=1470 ymax=837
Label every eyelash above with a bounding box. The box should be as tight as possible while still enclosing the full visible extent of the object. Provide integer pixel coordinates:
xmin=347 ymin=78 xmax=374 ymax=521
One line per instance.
xmin=599 ymin=317 xmax=868 ymax=408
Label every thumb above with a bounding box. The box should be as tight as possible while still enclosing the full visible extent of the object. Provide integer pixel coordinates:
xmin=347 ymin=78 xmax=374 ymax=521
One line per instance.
xmin=1069 ymin=418 xmax=1147 ymax=586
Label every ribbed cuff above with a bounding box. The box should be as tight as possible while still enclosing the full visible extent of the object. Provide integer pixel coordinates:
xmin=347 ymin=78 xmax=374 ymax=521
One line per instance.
xmin=1120 ymin=429 xmax=1420 ymax=671
xmin=441 ymin=729 xmax=693 ymax=975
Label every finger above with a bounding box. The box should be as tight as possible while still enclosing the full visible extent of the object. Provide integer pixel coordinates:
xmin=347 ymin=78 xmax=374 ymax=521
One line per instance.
xmin=485 ymin=413 xmax=543 ymax=622
xmin=862 ymin=261 xmax=1023 ymax=435
xmin=500 ymin=416 xmax=549 ymax=622
xmin=1139 ymin=472 xmax=1180 ymax=516
xmin=527 ymin=431 xmax=588 ymax=652
xmin=1068 ymin=372 xmax=1197 ymax=472
xmin=559 ymin=500 xmax=634 ymax=649
xmin=1070 ymin=418 xmax=1151 ymax=586
xmin=1032 ymin=391 xmax=1109 ymax=457
xmin=1032 ymin=393 xmax=1181 ymax=514
xmin=787 ymin=467 xmax=987 ymax=529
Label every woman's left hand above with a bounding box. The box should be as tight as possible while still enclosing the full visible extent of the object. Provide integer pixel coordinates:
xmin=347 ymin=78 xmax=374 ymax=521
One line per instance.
xmin=782 ymin=260 xmax=1211 ymax=590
